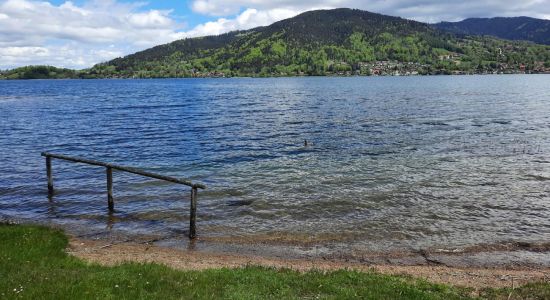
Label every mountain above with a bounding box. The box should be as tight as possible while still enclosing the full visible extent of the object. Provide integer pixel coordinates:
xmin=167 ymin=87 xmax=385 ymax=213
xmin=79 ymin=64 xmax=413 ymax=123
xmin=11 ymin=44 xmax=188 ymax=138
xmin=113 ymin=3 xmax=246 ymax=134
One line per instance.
xmin=91 ymin=9 xmax=445 ymax=77
xmin=434 ymin=17 xmax=550 ymax=45
xmin=3 ymin=9 xmax=550 ymax=79
xmin=84 ymin=8 xmax=549 ymax=78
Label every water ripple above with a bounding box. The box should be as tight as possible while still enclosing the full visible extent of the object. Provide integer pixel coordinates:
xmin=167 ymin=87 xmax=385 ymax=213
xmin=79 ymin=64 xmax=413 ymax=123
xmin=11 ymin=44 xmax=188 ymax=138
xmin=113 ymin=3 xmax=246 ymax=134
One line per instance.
xmin=1 ymin=75 xmax=550 ymax=252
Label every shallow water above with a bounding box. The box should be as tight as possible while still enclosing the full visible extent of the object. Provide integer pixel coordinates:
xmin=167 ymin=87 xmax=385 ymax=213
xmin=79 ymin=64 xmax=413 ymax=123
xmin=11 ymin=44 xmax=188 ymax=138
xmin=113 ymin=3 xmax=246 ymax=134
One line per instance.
xmin=1 ymin=75 xmax=549 ymax=253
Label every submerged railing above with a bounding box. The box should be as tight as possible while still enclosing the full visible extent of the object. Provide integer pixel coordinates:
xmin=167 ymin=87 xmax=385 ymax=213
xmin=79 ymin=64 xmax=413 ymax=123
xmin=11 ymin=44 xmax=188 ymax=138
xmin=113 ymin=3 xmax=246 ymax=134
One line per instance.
xmin=41 ymin=152 xmax=206 ymax=239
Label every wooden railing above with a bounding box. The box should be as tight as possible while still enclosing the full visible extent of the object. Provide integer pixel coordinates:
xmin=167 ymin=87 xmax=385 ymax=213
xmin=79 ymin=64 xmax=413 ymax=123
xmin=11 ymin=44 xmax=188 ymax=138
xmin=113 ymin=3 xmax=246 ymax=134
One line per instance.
xmin=41 ymin=152 xmax=206 ymax=239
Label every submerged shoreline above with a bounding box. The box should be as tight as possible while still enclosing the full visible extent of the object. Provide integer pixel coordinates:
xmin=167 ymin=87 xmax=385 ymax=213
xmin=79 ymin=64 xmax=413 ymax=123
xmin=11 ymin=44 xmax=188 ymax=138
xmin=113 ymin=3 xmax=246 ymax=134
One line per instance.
xmin=6 ymin=217 xmax=550 ymax=277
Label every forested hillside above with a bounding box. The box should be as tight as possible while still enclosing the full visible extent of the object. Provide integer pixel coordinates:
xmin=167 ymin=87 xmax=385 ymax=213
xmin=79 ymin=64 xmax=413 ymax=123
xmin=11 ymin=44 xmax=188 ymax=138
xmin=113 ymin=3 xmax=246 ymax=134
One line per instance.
xmin=3 ymin=9 xmax=550 ymax=79
xmin=0 ymin=66 xmax=79 ymax=79
xmin=434 ymin=17 xmax=550 ymax=45
xmin=84 ymin=9 xmax=550 ymax=78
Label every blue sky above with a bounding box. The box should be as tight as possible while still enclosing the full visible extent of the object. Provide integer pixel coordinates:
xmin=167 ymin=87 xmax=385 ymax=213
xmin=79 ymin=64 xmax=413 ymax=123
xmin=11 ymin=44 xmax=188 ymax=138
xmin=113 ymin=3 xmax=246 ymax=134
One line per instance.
xmin=46 ymin=0 xmax=214 ymax=26
xmin=1 ymin=0 xmax=549 ymax=69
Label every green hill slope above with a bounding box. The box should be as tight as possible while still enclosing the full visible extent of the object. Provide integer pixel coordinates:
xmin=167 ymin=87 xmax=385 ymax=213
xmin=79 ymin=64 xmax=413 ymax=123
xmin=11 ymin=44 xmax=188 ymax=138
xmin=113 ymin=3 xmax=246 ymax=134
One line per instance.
xmin=434 ymin=17 xmax=550 ymax=45
xmin=0 ymin=65 xmax=79 ymax=79
xmin=85 ymin=9 xmax=550 ymax=78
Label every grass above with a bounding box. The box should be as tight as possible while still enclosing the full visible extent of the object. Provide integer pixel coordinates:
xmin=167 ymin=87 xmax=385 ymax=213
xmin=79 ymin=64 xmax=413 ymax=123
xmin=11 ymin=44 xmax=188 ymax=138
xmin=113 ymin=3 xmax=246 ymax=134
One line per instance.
xmin=0 ymin=224 xmax=548 ymax=299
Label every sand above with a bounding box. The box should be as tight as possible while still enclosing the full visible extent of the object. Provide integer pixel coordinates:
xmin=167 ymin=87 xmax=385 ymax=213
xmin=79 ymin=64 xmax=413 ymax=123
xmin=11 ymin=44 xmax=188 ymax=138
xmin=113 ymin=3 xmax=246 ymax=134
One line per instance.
xmin=67 ymin=237 xmax=550 ymax=290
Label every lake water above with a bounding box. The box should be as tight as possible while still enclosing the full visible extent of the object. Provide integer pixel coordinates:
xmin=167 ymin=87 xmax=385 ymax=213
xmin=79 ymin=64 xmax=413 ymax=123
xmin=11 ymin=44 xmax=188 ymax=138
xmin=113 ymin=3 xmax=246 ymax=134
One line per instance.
xmin=1 ymin=76 xmax=549 ymax=255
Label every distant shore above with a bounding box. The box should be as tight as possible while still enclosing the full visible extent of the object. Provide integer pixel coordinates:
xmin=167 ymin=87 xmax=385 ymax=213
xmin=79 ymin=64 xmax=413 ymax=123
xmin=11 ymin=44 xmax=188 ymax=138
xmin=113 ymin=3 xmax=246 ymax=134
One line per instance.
xmin=2 ymin=71 xmax=550 ymax=80
xmin=2 ymin=63 xmax=550 ymax=80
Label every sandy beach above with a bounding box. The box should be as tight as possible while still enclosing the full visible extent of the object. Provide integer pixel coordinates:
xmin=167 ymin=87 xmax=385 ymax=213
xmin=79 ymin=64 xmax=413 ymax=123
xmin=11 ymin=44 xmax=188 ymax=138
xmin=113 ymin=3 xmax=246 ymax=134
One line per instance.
xmin=68 ymin=236 xmax=550 ymax=290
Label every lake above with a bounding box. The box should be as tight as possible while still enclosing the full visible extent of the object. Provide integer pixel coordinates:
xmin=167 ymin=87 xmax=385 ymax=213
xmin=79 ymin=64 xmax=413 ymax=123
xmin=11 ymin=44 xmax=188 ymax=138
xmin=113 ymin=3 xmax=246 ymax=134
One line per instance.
xmin=1 ymin=75 xmax=549 ymax=255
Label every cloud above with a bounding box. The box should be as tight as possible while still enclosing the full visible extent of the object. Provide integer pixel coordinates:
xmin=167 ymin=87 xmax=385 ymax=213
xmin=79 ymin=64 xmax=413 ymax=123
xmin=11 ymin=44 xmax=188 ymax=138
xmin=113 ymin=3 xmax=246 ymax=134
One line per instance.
xmin=183 ymin=8 xmax=302 ymax=37
xmin=0 ymin=0 xmax=186 ymax=69
xmin=0 ymin=43 xmax=124 ymax=69
xmin=189 ymin=0 xmax=550 ymax=22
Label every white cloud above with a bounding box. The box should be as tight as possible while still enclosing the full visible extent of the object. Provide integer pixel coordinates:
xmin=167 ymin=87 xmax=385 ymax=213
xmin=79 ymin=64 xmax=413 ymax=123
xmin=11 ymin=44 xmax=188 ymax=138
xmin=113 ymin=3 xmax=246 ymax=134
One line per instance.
xmin=0 ymin=0 xmax=185 ymax=46
xmin=0 ymin=0 xmax=186 ymax=69
xmin=127 ymin=10 xmax=176 ymax=28
xmin=183 ymin=8 xmax=302 ymax=37
xmin=0 ymin=43 xmax=124 ymax=68
xmin=189 ymin=0 xmax=550 ymax=22
xmin=0 ymin=46 xmax=49 ymax=57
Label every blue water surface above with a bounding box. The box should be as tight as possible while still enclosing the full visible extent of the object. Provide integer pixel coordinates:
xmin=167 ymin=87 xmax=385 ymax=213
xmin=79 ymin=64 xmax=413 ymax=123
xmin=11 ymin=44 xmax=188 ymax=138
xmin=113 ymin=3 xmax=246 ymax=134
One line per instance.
xmin=0 ymin=76 xmax=549 ymax=252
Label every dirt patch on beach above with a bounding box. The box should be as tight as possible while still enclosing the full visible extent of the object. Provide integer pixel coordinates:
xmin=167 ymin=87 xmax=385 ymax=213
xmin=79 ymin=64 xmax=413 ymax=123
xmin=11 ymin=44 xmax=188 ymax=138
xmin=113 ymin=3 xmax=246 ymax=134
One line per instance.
xmin=67 ymin=237 xmax=550 ymax=290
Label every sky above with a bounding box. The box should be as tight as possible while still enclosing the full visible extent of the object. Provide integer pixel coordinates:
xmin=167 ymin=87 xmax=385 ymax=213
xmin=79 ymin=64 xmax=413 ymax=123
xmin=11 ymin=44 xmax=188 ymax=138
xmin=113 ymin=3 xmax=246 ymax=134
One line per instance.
xmin=1 ymin=0 xmax=550 ymax=69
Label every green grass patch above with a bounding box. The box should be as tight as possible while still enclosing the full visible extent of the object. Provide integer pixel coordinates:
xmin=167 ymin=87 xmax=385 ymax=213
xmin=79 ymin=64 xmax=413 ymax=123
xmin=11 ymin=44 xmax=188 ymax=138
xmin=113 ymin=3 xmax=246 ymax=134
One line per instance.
xmin=0 ymin=224 xmax=547 ymax=299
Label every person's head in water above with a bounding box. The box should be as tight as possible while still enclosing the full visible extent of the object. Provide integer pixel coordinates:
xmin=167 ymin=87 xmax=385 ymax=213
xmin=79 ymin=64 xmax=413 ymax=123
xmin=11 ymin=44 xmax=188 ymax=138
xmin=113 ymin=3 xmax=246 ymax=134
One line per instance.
xmin=304 ymin=140 xmax=308 ymax=147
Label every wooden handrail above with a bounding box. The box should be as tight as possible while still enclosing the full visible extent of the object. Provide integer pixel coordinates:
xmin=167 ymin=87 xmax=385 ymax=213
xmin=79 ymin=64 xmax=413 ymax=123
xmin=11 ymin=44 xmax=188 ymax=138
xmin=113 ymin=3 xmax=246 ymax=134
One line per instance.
xmin=41 ymin=152 xmax=206 ymax=239
xmin=41 ymin=152 xmax=206 ymax=189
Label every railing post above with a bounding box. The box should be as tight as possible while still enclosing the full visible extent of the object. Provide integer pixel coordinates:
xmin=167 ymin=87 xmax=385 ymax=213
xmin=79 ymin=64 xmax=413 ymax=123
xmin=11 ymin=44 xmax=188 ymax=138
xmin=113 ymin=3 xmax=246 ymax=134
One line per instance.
xmin=189 ymin=186 xmax=198 ymax=239
xmin=46 ymin=156 xmax=54 ymax=196
xmin=106 ymin=167 xmax=114 ymax=211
